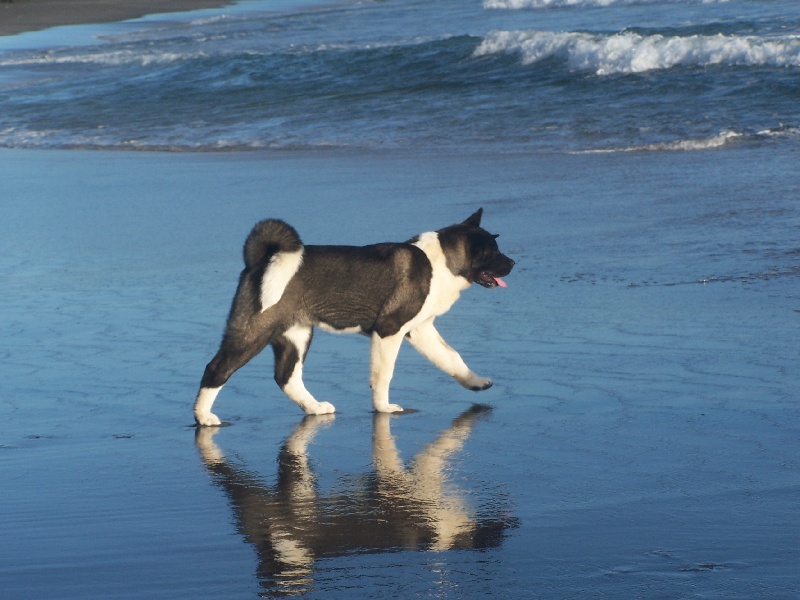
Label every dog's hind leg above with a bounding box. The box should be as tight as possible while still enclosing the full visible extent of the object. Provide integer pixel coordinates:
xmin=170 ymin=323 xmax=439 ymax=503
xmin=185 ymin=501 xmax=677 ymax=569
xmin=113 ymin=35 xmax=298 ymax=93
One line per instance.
xmin=405 ymin=318 xmax=493 ymax=391
xmin=273 ymin=325 xmax=336 ymax=415
xmin=370 ymin=331 xmax=405 ymax=413
xmin=194 ymin=386 xmax=224 ymax=426
xmin=195 ymin=335 xmax=270 ymax=426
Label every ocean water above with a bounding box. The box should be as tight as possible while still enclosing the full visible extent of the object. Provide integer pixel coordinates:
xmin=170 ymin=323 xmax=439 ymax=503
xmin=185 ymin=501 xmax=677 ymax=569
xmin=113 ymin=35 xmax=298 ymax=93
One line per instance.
xmin=2 ymin=1 xmax=800 ymax=599
xmin=1 ymin=0 xmax=798 ymax=153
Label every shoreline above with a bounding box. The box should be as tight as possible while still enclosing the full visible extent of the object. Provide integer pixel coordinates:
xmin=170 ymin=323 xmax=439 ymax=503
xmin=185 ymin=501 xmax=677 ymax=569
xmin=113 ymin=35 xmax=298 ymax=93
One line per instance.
xmin=0 ymin=0 xmax=237 ymax=36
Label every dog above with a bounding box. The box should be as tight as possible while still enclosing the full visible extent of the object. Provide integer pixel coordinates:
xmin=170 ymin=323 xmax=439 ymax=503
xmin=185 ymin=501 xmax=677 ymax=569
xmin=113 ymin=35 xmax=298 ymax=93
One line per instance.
xmin=194 ymin=208 xmax=514 ymax=425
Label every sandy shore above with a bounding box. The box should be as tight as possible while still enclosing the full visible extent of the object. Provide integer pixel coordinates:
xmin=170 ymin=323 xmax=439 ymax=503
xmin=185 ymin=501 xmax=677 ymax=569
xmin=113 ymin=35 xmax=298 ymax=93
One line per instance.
xmin=0 ymin=0 xmax=237 ymax=36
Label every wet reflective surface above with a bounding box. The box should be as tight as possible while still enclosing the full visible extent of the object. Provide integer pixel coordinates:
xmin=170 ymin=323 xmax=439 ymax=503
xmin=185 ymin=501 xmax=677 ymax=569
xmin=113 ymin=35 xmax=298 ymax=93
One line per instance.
xmin=196 ymin=407 xmax=516 ymax=596
xmin=2 ymin=148 xmax=799 ymax=598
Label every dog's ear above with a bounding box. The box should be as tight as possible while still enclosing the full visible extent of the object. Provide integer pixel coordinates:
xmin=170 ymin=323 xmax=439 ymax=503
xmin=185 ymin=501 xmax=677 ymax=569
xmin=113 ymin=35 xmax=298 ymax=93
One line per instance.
xmin=462 ymin=208 xmax=483 ymax=227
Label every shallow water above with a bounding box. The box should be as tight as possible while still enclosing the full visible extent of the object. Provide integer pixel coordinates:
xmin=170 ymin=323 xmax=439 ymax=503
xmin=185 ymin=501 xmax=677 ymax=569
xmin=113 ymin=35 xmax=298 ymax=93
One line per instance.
xmin=2 ymin=146 xmax=799 ymax=598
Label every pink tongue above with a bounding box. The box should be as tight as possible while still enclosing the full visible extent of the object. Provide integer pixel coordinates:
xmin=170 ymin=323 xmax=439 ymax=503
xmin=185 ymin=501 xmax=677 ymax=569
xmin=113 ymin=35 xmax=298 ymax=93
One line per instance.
xmin=494 ymin=277 xmax=507 ymax=288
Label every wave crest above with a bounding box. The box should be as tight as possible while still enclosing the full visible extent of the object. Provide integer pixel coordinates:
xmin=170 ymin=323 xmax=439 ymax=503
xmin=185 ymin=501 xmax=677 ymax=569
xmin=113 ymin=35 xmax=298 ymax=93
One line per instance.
xmin=473 ymin=30 xmax=800 ymax=74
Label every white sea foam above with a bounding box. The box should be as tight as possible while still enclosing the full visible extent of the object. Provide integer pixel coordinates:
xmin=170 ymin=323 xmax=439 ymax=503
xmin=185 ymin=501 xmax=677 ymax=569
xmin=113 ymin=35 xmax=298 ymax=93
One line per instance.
xmin=484 ymin=0 xmax=729 ymax=7
xmin=474 ymin=30 xmax=800 ymax=74
xmin=188 ymin=14 xmax=232 ymax=27
xmin=573 ymin=131 xmax=743 ymax=154
xmin=756 ymin=125 xmax=800 ymax=140
xmin=0 ymin=49 xmax=205 ymax=68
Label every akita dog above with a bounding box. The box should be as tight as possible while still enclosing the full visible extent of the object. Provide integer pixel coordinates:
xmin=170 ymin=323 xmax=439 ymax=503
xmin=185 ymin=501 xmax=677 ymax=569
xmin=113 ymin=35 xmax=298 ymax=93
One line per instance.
xmin=194 ymin=208 xmax=514 ymax=425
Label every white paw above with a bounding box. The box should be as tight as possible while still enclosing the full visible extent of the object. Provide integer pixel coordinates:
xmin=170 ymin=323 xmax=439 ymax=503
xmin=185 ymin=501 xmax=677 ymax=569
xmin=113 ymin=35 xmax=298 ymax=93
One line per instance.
xmin=375 ymin=403 xmax=404 ymax=414
xmin=195 ymin=412 xmax=222 ymax=427
xmin=463 ymin=375 xmax=493 ymax=391
xmin=305 ymin=401 xmax=336 ymax=415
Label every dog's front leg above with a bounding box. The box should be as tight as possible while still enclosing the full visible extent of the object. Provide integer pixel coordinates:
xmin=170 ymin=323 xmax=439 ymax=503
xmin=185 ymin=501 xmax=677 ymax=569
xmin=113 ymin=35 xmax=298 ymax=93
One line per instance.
xmin=370 ymin=332 xmax=405 ymax=413
xmin=405 ymin=319 xmax=493 ymax=391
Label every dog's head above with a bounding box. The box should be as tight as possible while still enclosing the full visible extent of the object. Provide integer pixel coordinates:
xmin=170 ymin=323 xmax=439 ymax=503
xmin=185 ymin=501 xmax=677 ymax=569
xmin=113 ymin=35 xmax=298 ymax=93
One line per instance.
xmin=438 ymin=208 xmax=515 ymax=288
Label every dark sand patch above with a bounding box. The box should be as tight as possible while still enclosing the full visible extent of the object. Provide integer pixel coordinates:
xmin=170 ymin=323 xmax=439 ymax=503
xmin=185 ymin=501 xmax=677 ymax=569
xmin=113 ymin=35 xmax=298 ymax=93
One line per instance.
xmin=0 ymin=0 xmax=236 ymax=36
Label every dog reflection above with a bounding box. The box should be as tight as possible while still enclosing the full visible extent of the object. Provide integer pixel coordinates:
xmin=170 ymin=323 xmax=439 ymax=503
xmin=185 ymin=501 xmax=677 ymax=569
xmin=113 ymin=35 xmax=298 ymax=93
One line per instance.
xmin=195 ymin=405 xmax=514 ymax=596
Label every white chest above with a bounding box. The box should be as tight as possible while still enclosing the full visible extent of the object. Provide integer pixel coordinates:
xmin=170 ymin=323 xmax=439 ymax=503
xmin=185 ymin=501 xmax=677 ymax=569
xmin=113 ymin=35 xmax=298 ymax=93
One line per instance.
xmin=412 ymin=232 xmax=470 ymax=320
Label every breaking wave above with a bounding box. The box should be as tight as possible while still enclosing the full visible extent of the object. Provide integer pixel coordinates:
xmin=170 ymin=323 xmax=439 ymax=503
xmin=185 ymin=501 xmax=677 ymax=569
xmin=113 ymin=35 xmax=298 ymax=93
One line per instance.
xmin=473 ymin=30 xmax=800 ymax=74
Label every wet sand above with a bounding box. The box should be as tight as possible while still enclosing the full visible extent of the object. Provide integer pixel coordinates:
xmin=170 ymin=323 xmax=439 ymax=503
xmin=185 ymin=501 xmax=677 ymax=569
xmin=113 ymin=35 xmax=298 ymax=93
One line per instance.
xmin=2 ymin=147 xmax=799 ymax=598
xmin=0 ymin=0 xmax=236 ymax=36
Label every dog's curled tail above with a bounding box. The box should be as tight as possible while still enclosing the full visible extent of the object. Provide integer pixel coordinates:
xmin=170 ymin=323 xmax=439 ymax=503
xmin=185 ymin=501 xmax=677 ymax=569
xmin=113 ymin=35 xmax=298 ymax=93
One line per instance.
xmin=244 ymin=219 xmax=304 ymax=312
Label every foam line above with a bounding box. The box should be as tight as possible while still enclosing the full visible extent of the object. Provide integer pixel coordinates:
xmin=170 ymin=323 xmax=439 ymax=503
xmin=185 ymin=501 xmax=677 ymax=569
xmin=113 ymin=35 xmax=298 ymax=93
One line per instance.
xmin=474 ymin=30 xmax=800 ymax=74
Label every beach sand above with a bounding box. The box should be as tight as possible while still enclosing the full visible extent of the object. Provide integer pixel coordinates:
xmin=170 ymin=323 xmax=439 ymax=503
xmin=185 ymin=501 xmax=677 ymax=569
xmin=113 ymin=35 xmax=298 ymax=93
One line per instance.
xmin=2 ymin=146 xmax=799 ymax=598
xmin=0 ymin=0 xmax=236 ymax=36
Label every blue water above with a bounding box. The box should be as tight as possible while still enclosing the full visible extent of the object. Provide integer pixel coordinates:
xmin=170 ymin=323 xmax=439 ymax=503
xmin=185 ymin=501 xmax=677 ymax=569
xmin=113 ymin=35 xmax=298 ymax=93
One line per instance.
xmin=2 ymin=2 xmax=800 ymax=598
xmin=1 ymin=0 xmax=798 ymax=152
